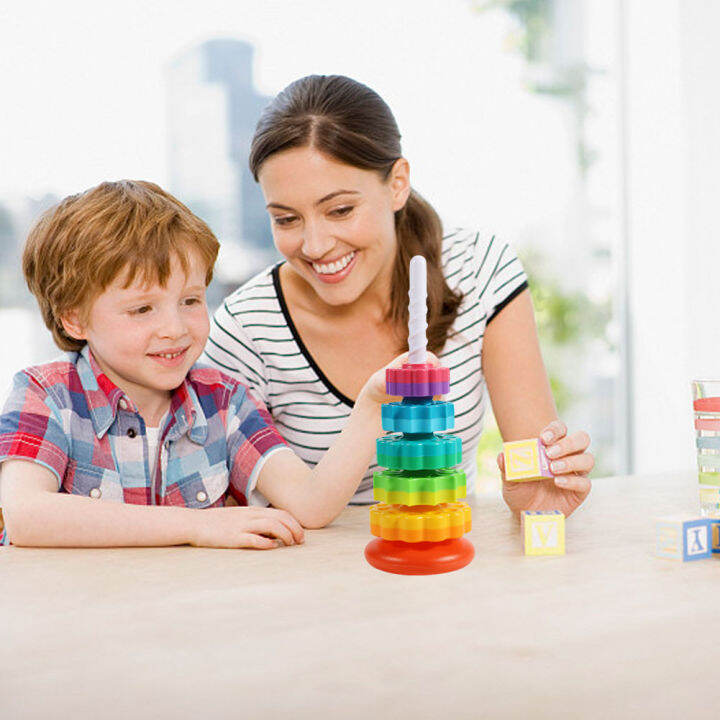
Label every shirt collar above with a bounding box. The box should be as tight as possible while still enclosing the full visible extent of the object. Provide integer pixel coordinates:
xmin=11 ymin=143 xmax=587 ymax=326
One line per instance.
xmin=77 ymin=345 xmax=208 ymax=444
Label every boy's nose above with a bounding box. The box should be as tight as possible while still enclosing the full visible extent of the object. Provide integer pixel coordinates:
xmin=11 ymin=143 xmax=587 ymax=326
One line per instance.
xmin=158 ymin=309 xmax=187 ymax=339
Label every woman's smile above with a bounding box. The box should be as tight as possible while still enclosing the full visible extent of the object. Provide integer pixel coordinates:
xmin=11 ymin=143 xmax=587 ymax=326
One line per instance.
xmin=307 ymin=250 xmax=358 ymax=284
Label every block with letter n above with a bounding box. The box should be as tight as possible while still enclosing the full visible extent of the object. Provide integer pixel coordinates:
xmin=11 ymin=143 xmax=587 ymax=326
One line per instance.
xmin=655 ymin=516 xmax=712 ymax=561
xmin=503 ymin=439 xmax=554 ymax=482
xmin=521 ymin=510 xmax=565 ymax=556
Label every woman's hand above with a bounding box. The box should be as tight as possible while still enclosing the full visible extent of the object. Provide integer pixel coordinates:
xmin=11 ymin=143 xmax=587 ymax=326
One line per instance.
xmin=357 ymin=352 xmax=440 ymax=406
xmin=189 ymin=506 xmax=305 ymax=549
xmin=499 ymin=420 xmax=594 ymax=517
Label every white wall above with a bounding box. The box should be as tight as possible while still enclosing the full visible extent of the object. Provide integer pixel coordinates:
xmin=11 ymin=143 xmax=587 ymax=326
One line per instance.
xmin=680 ymin=1 xmax=720 ymax=382
xmin=625 ymin=0 xmax=720 ymax=473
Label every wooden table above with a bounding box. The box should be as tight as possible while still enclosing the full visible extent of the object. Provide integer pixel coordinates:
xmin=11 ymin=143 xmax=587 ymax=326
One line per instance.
xmin=2 ymin=472 xmax=718 ymax=719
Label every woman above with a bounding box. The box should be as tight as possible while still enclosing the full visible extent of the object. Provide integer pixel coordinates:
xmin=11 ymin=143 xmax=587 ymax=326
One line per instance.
xmin=204 ymin=74 xmax=593 ymax=516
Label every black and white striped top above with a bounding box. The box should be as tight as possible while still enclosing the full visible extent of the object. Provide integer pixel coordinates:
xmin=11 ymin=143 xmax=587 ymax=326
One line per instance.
xmin=203 ymin=229 xmax=528 ymax=503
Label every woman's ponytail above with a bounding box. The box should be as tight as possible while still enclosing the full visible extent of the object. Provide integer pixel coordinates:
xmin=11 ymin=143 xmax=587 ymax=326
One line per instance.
xmin=391 ymin=190 xmax=463 ymax=354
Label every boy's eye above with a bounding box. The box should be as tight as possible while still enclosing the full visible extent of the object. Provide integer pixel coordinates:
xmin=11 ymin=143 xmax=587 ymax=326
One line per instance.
xmin=183 ymin=297 xmax=202 ymax=306
xmin=329 ymin=206 xmax=354 ymax=217
xmin=272 ymin=214 xmax=298 ymax=227
xmin=132 ymin=305 xmax=152 ymax=315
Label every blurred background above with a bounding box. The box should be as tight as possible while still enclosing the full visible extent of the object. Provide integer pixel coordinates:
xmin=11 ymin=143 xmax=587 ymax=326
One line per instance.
xmin=0 ymin=0 xmax=717 ymax=486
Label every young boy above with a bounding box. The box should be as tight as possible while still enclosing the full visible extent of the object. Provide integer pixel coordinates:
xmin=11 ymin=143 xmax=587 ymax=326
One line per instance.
xmin=0 ymin=180 xmax=394 ymax=548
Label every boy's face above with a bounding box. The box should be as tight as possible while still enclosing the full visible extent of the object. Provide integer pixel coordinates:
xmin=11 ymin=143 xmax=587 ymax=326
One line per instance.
xmin=66 ymin=250 xmax=210 ymax=410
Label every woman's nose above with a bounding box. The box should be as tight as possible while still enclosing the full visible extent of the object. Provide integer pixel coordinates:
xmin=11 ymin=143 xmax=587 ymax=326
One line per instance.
xmin=300 ymin=219 xmax=334 ymax=260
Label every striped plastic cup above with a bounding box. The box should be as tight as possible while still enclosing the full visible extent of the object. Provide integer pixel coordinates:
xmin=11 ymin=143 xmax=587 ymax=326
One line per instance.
xmin=692 ymin=380 xmax=720 ymax=517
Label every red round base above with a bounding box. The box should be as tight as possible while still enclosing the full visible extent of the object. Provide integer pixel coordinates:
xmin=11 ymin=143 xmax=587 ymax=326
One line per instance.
xmin=364 ymin=537 xmax=474 ymax=575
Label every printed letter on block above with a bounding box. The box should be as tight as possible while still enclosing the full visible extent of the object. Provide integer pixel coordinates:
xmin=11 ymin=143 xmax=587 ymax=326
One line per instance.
xmin=521 ymin=511 xmax=565 ymax=556
xmin=655 ymin=516 xmax=712 ymax=561
xmin=503 ymin=439 xmax=554 ymax=482
xmin=709 ymin=518 xmax=720 ymax=555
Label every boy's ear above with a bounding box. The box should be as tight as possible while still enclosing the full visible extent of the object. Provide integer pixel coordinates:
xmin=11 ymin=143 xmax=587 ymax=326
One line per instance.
xmin=60 ymin=310 xmax=87 ymax=341
xmin=389 ymin=158 xmax=411 ymax=212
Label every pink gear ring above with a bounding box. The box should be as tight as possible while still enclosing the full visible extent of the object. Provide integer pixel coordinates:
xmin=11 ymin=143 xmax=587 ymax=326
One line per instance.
xmin=385 ymin=362 xmax=450 ymax=397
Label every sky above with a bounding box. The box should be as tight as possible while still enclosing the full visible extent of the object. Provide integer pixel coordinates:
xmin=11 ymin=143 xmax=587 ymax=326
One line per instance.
xmin=0 ymin=0 xmax=581 ymax=233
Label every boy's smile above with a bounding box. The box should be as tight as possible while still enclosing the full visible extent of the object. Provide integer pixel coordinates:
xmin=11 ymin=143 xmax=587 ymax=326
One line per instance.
xmin=62 ymin=249 xmax=210 ymax=425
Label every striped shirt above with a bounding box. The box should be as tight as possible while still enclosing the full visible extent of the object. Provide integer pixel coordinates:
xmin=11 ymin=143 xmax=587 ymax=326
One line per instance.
xmin=203 ymin=229 xmax=528 ymax=503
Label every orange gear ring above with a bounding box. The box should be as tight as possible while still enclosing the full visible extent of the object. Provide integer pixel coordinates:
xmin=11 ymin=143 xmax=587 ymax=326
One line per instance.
xmin=369 ymin=502 xmax=471 ymax=543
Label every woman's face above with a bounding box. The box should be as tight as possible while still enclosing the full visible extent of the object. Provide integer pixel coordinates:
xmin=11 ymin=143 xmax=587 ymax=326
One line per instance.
xmin=258 ymin=146 xmax=410 ymax=309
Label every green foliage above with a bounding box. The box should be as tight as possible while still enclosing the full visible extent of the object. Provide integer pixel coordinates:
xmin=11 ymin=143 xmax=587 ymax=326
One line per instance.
xmin=530 ymin=273 xmax=611 ymax=348
xmin=472 ymin=0 xmax=553 ymax=62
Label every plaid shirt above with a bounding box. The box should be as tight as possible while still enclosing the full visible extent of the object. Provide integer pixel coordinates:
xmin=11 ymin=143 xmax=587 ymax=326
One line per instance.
xmin=0 ymin=346 xmax=288 ymax=545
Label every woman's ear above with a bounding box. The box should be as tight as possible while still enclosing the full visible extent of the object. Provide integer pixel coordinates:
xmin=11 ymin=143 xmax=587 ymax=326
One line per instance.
xmin=389 ymin=158 xmax=411 ymax=211
xmin=60 ymin=310 xmax=87 ymax=341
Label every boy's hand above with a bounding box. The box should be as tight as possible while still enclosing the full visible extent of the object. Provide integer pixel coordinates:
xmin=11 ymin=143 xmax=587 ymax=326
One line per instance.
xmin=189 ymin=506 xmax=305 ymax=549
xmin=499 ymin=420 xmax=594 ymax=518
xmin=357 ymin=352 xmax=440 ymax=406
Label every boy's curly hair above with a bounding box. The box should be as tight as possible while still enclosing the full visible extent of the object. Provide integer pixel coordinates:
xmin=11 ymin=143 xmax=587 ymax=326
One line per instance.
xmin=23 ymin=180 xmax=220 ymax=351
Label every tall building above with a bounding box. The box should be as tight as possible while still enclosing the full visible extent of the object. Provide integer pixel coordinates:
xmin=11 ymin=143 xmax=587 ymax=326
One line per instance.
xmin=166 ymin=39 xmax=276 ymax=289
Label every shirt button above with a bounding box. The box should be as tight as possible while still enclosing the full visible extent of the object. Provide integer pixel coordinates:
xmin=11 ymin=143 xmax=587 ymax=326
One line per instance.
xmin=89 ymin=488 xmax=102 ymax=499
xmin=196 ymin=491 xmax=208 ymax=503
xmin=127 ymin=428 xmax=137 ymax=438
xmin=119 ymin=398 xmax=129 ymax=410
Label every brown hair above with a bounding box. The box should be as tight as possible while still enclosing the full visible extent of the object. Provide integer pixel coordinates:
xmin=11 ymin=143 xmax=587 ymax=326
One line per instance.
xmin=249 ymin=75 xmax=463 ymax=354
xmin=23 ymin=180 xmax=219 ymax=351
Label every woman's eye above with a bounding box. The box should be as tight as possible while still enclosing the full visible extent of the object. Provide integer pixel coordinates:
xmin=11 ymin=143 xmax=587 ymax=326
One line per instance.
xmin=330 ymin=206 xmax=353 ymax=217
xmin=273 ymin=215 xmax=297 ymax=226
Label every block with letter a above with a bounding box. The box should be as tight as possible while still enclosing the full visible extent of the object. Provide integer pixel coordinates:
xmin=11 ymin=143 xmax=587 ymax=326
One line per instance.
xmin=521 ymin=511 xmax=565 ymax=556
xmin=655 ymin=516 xmax=712 ymax=561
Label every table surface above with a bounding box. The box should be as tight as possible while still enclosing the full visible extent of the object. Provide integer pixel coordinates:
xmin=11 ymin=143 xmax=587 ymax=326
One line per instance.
xmin=2 ymin=471 xmax=719 ymax=720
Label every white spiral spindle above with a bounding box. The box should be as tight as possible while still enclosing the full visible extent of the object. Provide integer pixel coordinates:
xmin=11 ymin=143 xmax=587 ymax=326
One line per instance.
xmin=408 ymin=255 xmax=427 ymax=364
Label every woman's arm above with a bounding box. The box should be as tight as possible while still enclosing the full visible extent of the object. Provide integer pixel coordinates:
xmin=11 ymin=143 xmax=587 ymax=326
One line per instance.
xmin=482 ymin=289 xmax=594 ymax=516
xmin=1 ymin=460 xmax=303 ymax=548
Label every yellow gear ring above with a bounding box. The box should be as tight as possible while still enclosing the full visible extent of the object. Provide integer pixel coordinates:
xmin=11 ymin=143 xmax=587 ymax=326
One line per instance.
xmin=369 ymin=502 xmax=472 ymax=543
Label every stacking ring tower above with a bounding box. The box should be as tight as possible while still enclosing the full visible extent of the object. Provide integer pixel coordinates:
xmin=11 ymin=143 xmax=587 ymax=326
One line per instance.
xmin=364 ymin=255 xmax=475 ymax=575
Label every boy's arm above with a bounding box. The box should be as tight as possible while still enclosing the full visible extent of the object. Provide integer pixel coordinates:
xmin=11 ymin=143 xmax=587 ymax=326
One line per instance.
xmin=255 ymin=354 xmax=418 ymax=529
xmin=1 ymin=460 xmax=303 ymax=548
xmin=255 ymin=397 xmax=382 ymax=529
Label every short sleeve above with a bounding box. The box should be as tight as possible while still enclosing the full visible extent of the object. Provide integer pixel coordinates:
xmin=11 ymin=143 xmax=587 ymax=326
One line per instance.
xmin=203 ymin=301 xmax=271 ymax=406
xmin=0 ymin=371 xmax=69 ymax=498
xmin=473 ymin=234 xmax=529 ymax=322
xmin=224 ymin=383 xmax=289 ymax=506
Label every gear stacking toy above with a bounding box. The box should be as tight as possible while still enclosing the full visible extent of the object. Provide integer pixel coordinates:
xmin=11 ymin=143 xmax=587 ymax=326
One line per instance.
xmin=364 ymin=256 xmax=475 ymax=575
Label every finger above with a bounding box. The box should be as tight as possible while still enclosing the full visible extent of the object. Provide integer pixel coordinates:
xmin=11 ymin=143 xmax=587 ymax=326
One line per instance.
xmin=496 ymin=452 xmax=505 ymax=475
xmin=273 ymin=509 xmax=306 ymax=543
xmin=242 ymin=534 xmax=278 ymax=550
xmin=251 ymin=518 xmax=295 ymax=546
xmin=540 ymin=420 xmax=568 ymax=445
xmin=554 ymin=474 xmax=592 ymax=494
xmin=388 ymin=352 xmax=409 ymax=369
xmin=545 ymin=431 xmax=591 ymax=459
xmin=549 ymin=452 xmax=594 ymax=476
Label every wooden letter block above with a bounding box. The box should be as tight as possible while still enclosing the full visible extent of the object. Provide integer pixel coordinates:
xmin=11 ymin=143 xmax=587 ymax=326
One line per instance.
xmin=503 ymin=439 xmax=553 ymax=482
xmin=655 ymin=516 xmax=712 ymax=561
xmin=521 ymin=511 xmax=565 ymax=556
xmin=709 ymin=518 xmax=720 ymax=555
